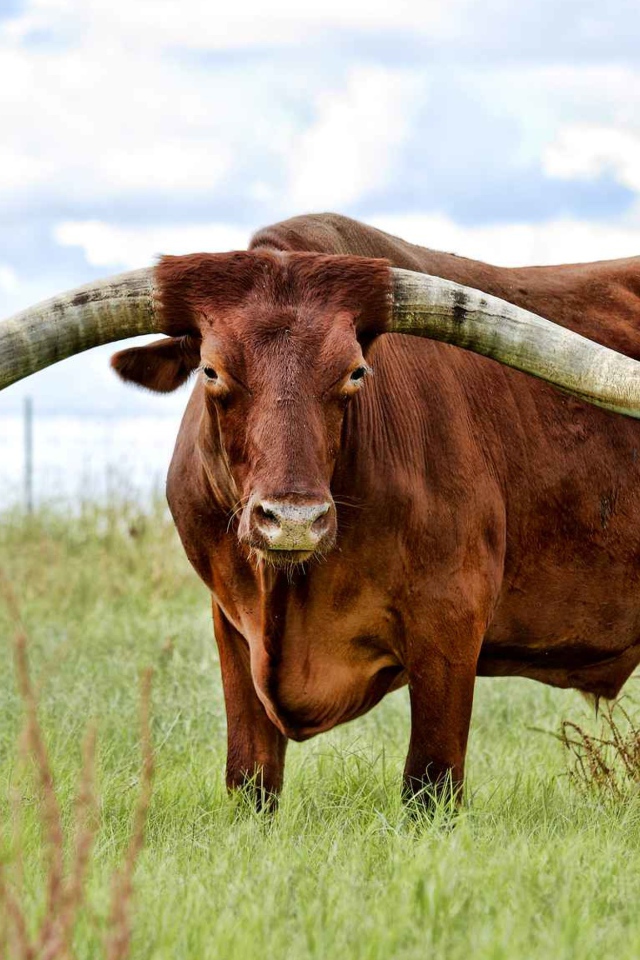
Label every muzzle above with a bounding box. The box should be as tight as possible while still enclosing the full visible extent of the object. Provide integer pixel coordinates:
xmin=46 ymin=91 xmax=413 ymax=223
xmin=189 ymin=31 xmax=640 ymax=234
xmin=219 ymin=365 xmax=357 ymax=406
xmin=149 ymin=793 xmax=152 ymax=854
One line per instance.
xmin=239 ymin=494 xmax=337 ymax=561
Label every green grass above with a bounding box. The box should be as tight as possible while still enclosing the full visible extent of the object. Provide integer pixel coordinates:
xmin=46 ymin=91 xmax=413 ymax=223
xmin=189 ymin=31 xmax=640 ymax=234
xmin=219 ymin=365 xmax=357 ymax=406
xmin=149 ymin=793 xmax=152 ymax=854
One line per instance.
xmin=2 ymin=498 xmax=640 ymax=959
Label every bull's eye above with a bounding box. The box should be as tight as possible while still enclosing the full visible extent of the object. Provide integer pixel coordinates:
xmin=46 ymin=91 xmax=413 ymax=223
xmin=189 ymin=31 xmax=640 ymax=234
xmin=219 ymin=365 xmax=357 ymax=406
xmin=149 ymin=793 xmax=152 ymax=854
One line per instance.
xmin=202 ymin=366 xmax=218 ymax=382
xmin=350 ymin=366 xmax=368 ymax=383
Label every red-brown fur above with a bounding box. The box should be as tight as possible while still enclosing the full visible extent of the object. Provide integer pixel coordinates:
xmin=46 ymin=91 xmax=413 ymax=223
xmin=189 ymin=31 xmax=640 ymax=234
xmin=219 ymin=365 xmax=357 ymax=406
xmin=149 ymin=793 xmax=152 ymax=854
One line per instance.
xmin=112 ymin=213 xmax=640 ymax=806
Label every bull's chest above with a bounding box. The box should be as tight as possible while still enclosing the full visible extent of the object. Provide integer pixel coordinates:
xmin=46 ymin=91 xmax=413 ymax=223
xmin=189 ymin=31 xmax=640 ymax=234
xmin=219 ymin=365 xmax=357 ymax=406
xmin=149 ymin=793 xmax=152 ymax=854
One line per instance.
xmin=225 ymin=576 xmax=405 ymax=740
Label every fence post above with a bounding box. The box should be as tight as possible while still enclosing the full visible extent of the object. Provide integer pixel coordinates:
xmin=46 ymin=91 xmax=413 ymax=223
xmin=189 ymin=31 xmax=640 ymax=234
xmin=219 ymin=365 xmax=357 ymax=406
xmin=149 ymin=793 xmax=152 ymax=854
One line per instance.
xmin=24 ymin=396 xmax=33 ymax=514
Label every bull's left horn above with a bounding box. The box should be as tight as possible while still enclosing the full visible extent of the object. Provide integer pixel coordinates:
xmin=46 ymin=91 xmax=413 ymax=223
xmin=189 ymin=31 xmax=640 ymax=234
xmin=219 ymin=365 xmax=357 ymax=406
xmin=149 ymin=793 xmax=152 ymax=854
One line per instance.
xmin=0 ymin=269 xmax=159 ymax=390
xmin=390 ymin=268 xmax=640 ymax=418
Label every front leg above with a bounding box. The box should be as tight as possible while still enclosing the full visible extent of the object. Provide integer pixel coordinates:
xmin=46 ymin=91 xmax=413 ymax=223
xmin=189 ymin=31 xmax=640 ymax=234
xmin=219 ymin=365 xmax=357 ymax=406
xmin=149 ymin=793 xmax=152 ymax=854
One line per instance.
xmin=403 ymin=651 xmax=477 ymax=810
xmin=213 ymin=602 xmax=288 ymax=808
xmin=400 ymin=533 xmax=502 ymax=811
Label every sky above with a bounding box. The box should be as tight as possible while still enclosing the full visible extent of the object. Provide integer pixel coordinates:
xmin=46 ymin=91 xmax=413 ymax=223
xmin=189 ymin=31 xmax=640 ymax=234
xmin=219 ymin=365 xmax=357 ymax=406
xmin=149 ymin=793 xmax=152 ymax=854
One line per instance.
xmin=2 ymin=0 xmax=640 ymax=427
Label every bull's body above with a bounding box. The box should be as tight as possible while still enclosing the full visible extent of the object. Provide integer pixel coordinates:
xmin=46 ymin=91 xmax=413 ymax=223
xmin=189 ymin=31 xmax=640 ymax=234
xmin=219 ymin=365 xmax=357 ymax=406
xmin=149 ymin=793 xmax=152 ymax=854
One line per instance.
xmin=164 ymin=213 xmax=640 ymax=799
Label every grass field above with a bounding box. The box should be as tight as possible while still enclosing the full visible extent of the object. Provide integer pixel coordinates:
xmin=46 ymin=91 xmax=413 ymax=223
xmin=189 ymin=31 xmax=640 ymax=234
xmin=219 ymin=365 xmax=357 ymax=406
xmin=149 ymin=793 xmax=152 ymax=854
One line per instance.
xmin=2 ymin=498 xmax=640 ymax=959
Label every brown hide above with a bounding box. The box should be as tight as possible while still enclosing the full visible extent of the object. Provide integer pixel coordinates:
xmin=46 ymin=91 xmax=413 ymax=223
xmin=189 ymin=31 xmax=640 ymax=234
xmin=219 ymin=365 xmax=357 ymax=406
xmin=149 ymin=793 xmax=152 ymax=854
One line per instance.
xmin=155 ymin=213 xmax=640 ymax=805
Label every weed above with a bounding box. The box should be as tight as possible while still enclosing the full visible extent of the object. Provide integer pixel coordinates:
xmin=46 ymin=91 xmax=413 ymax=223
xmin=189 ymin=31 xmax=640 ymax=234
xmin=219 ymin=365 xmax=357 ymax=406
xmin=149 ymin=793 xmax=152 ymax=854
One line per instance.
xmin=557 ymin=699 xmax=640 ymax=799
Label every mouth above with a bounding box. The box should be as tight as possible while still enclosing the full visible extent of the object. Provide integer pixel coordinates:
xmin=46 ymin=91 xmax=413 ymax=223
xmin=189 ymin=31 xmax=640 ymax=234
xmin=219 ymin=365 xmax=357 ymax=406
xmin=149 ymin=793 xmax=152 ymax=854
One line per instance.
xmin=257 ymin=548 xmax=316 ymax=567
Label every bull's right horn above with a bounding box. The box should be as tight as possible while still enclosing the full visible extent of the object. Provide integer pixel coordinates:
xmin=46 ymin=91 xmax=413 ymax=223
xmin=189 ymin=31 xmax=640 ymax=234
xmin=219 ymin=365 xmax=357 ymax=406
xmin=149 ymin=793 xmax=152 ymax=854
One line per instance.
xmin=0 ymin=269 xmax=159 ymax=390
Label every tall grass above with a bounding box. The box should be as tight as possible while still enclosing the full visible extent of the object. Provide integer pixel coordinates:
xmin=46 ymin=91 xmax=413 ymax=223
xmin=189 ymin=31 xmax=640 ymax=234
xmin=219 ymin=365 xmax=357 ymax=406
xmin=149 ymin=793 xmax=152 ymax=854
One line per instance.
xmin=0 ymin=613 xmax=154 ymax=959
xmin=2 ymin=496 xmax=640 ymax=959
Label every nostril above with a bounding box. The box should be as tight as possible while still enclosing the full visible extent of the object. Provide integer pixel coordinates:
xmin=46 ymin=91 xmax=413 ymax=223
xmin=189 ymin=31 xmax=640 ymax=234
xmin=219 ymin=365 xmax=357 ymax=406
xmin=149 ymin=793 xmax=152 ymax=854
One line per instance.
xmin=255 ymin=503 xmax=279 ymax=526
xmin=311 ymin=513 xmax=328 ymax=532
xmin=310 ymin=502 xmax=331 ymax=529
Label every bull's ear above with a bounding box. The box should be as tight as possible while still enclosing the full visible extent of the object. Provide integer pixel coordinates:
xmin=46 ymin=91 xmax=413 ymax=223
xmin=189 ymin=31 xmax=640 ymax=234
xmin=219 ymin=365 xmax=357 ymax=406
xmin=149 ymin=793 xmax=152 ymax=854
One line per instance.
xmin=111 ymin=335 xmax=201 ymax=393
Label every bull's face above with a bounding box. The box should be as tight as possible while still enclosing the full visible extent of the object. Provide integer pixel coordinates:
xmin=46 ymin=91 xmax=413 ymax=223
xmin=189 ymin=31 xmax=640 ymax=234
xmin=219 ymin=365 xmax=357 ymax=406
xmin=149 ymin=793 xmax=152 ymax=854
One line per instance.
xmin=200 ymin=305 xmax=371 ymax=564
xmin=111 ymin=250 xmax=391 ymax=566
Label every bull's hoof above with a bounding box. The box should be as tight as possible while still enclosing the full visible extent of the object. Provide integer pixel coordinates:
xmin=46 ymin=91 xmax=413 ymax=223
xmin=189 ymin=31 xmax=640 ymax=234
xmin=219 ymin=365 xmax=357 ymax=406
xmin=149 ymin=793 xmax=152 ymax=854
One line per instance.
xmin=401 ymin=772 xmax=463 ymax=823
xmin=227 ymin=771 xmax=282 ymax=815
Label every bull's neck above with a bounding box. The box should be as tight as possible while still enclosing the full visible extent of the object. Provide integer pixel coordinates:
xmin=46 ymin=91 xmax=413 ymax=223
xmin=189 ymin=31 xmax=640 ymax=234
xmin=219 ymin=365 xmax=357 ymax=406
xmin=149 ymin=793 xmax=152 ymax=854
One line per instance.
xmin=257 ymin=564 xmax=291 ymax=662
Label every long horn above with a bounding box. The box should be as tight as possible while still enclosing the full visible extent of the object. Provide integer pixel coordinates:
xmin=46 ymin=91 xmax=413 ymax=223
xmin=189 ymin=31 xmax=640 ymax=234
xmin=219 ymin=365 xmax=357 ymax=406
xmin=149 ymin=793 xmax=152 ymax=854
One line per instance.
xmin=391 ymin=268 xmax=640 ymax=418
xmin=0 ymin=269 xmax=159 ymax=390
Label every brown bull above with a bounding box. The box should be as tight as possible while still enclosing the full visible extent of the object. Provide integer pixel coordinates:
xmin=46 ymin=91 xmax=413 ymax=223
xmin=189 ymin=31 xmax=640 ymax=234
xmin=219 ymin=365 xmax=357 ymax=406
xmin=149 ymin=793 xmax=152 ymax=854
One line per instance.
xmin=5 ymin=212 xmax=640 ymax=807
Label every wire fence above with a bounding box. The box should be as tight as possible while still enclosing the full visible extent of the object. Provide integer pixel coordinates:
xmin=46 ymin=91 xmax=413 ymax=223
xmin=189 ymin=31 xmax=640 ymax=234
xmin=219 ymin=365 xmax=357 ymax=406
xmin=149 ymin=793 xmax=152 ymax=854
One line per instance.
xmin=0 ymin=400 xmax=182 ymax=512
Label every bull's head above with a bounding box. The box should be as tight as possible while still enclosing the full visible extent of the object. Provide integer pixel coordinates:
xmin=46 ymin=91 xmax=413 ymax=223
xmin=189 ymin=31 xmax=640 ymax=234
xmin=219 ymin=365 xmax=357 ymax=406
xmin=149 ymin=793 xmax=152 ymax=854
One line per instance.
xmin=3 ymin=248 xmax=640 ymax=567
xmin=110 ymin=252 xmax=393 ymax=565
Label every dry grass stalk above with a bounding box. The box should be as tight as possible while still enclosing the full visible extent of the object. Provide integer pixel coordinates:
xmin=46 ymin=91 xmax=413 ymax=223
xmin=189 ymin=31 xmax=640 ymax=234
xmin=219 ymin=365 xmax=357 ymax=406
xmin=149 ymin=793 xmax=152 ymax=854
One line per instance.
xmin=0 ymin=633 xmax=99 ymax=960
xmin=0 ymin=574 xmax=154 ymax=960
xmin=15 ymin=632 xmax=67 ymax=956
xmin=39 ymin=725 xmax=99 ymax=960
xmin=103 ymin=668 xmax=154 ymax=960
xmin=559 ymin=699 xmax=640 ymax=798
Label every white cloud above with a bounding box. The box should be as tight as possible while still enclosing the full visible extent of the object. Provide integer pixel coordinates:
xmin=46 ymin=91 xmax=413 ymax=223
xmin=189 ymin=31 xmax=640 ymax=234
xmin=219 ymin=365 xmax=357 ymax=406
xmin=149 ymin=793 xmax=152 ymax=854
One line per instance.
xmin=370 ymin=212 xmax=640 ymax=266
xmin=3 ymin=0 xmax=460 ymax=50
xmin=0 ymin=265 xmax=19 ymax=293
xmin=2 ymin=2 xmax=639 ymax=220
xmin=0 ymin=19 xmax=295 ymax=204
xmin=289 ymin=66 xmax=424 ymax=209
xmin=0 ymin=147 xmax=52 ymax=191
xmin=460 ymin=63 xmax=640 ymax=174
xmin=53 ymin=220 xmax=251 ymax=269
xmin=97 ymin=143 xmax=233 ymax=193
xmin=543 ymin=124 xmax=640 ymax=192
xmin=0 ymin=0 xmax=460 ymax=210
